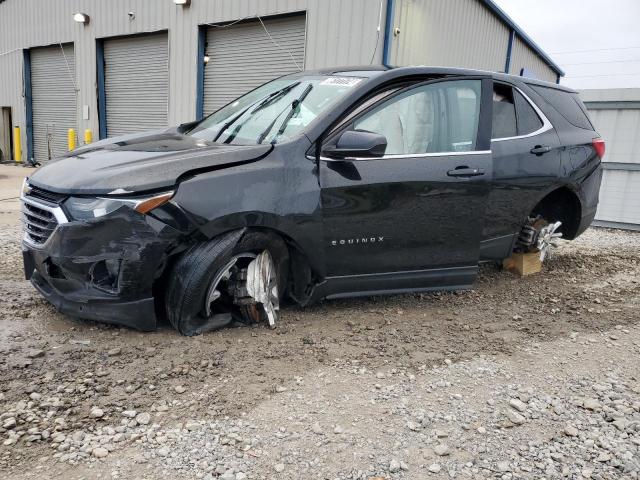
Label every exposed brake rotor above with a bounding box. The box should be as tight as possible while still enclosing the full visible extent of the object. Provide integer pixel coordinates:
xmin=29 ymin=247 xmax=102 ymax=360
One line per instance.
xmin=204 ymin=253 xmax=256 ymax=318
xmin=536 ymin=221 xmax=563 ymax=261
xmin=204 ymin=250 xmax=279 ymax=328
xmin=516 ymin=216 xmax=563 ymax=261
xmin=245 ymin=250 xmax=279 ymax=328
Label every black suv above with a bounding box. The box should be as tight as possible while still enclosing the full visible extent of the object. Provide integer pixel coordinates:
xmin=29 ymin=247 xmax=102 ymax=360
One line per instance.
xmin=21 ymin=66 xmax=603 ymax=335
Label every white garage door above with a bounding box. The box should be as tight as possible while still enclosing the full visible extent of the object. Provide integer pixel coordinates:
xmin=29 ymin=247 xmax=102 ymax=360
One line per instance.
xmin=203 ymin=15 xmax=306 ymax=116
xmin=103 ymin=33 xmax=169 ymax=137
xmin=30 ymin=44 xmax=76 ymax=163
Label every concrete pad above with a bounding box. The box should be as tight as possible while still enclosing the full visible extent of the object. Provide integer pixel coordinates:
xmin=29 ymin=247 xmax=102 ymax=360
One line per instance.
xmin=0 ymin=164 xmax=33 ymax=226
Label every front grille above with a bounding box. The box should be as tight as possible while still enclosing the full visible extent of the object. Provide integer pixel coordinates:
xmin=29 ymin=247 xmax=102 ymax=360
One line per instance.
xmin=22 ymin=202 xmax=59 ymax=246
xmin=26 ymin=186 xmax=67 ymax=204
xmin=21 ymin=184 xmax=69 ymax=247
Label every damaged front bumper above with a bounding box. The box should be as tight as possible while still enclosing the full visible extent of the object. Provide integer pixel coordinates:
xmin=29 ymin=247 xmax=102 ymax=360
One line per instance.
xmin=22 ymin=200 xmax=183 ymax=331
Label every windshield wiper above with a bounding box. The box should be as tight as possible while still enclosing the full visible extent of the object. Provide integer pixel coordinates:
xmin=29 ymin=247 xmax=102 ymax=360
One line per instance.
xmin=256 ymin=84 xmax=314 ymax=145
xmin=251 ymin=81 xmax=301 ymax=114
xmin=213 ymin=82 xmax=301 ymax=143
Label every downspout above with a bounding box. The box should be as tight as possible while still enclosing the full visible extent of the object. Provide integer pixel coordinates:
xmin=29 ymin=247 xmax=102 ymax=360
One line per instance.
xmin=504 ymin=28 xmax=515 ymax=74
xmin=22 ymin=49 xmax=34 ymax=165
xmin=382 ymin=0 xmax=395 ymax=66
xmin=196 ymin=26 xmax=206 ymax=120
xmin=96 ymin=40 xmax=107 ymax=140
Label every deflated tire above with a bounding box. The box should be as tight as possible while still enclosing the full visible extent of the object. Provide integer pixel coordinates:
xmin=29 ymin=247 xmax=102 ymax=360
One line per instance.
xmin=164 ymin=229 xmax=288 ymax=336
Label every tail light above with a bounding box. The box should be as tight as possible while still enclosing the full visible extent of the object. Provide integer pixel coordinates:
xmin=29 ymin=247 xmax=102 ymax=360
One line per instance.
xmin=592 ymin=138 xmax=605 ymax=159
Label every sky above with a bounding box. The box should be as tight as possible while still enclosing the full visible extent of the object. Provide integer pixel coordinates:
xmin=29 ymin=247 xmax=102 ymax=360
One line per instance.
xmin=493 ymin=0 xmax=640 ymax=90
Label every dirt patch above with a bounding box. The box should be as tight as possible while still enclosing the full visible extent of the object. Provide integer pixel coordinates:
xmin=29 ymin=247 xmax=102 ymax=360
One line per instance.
xmin=0 ymin=163 xmax=638 ymax=478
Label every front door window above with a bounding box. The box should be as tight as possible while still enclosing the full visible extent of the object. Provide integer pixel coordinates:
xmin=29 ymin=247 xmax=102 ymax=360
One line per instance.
xmin=353 ymin=80 xmax=482 ymax=155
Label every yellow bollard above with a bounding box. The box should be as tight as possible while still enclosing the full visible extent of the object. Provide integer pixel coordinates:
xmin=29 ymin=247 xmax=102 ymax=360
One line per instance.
xmin=68 ymin=129 xmax=76 ymax=151
xmin=84 ymin=129 xmax=93 ymax=145
xmin=13 ymin=126 xmax=22 ymax=163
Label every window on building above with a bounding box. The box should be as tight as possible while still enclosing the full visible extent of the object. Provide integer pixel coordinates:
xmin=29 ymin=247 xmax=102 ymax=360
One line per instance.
xmin=353 ymin=79 xmax=481 ymax=155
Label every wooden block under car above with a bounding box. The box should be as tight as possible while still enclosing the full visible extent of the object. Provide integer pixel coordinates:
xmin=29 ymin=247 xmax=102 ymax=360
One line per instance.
xmin=503 ymin=251 xmax=542 ymax=277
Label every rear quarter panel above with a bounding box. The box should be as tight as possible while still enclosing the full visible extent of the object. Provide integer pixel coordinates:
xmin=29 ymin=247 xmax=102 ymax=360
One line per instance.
xmin=519 ymin=82 xmax=602 ymax=223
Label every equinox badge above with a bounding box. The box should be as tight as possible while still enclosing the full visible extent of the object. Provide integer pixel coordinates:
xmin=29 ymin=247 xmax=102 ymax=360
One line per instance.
xmin=331 ymin=237 xmax=385 ymax=246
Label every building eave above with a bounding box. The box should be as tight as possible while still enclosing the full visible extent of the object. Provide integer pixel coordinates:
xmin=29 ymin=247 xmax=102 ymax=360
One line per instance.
xmin=481 ymin=0 xmax=565 ymax=77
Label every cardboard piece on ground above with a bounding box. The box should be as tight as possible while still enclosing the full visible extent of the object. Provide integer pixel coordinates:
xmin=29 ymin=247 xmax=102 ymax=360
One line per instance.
xmin=503 ymin=251 xmax=542 ymax=277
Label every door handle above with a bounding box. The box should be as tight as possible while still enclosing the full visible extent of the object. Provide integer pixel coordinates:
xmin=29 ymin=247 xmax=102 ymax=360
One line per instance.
xmin=530 ymin=145 xmax=551 ymax=155
xmin=447 ymin=167 xmax=485 ymax=177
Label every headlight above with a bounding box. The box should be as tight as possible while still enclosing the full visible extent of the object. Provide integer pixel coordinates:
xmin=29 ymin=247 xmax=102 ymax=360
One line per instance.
xmin=64 ymin=191 xmax=174 ymax=220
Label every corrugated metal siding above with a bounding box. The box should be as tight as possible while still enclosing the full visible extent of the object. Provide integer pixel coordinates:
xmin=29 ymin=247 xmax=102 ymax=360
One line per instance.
xmin=391 ymin=0 xmax=509 ymax=72
xmin=509 ymin=35 xmax=557 ymax=83
xmin=103 ymin=33 xmax=169 ymax=137
xmin=0 ymin=0 xmax=555 ymax=155
xmin=587 ymin=109 xmax=640 ymax=164
xmin=0 ymin=108 xmax=12 ymax=163
xmin=0 ymin=0 xmax=382 ymax=146
xmin=203 ymin=15 xmax=306 ymax=115
xmin=581 ymin=88 xmax=640 ymax=104
xmin=596 ymin=170 xmax=640 ymax=225
xmin=304 ymin=0 xmax=385 ymax=68
xmin=582 ymin=89 xmax=640 ymax=227
xmin=30 ymin=44 xmax=77 ymax=163
xmin=0 ymin=51 xmax=22 ymax=161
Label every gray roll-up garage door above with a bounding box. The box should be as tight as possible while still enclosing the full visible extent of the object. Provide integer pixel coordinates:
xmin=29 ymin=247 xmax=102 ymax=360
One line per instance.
xmin=103 ymin=33 xmax=168 ymax=137
xmin=203 ymin=14 xmax=306 ymax=116
xmin=30 ymin=44 xmax=76 ymax=163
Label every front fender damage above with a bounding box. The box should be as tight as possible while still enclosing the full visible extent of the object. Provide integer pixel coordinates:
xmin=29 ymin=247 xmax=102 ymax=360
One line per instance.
xmin=27 ymin=210 xmax=184 ymax=331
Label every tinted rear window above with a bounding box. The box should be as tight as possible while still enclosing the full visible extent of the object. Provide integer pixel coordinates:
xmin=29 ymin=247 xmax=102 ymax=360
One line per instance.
xmin=514 ymin=90 xmax=543 ymax=135
xmin=530 ymin=85 xmax=594 ymax=130
xmin=492 ymin=84 xmax=517 ymax=138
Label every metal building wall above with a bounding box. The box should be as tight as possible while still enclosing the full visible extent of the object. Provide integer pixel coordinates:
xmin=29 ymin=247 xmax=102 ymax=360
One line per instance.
xmin=508 ymin=35 xmax=557 ymax=83
xmin=0 ymin=0 xmax=561 ymax=163
xmin=0 ymin=0 xmax=386 ymax=162
xmin=390 ymin=0 xmax=510 ymax=72
xmin=203 ymin=15 xmax=307 ymax=116
xmin=103 ymin=33 xmax=170 ymax=137
xmin=581 ymin=88 xmax=640 ymax=229
xmin=0 ymin=50 xmax=23 ymax=160
xmin=30 ymin=44 xmax=77 ymax=163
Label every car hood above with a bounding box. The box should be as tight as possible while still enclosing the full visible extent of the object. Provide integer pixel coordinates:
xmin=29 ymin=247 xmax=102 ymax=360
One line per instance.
xmin=27 ymin=130 xmax=273 ymax=195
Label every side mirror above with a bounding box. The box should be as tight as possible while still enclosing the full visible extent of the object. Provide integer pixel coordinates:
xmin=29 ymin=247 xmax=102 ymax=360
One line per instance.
xmin=322 ymin=130 xmax=387 ymax=160
xmin=176 ymin=120 xmax=200 ymax=133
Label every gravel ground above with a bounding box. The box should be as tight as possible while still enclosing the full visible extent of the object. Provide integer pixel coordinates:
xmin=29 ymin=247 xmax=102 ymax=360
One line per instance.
xmin=1 ymin=167 xmax=639 ymax=479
